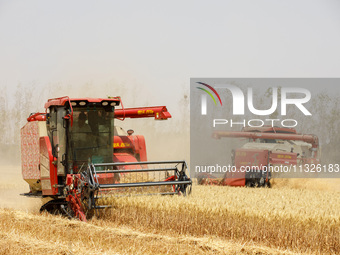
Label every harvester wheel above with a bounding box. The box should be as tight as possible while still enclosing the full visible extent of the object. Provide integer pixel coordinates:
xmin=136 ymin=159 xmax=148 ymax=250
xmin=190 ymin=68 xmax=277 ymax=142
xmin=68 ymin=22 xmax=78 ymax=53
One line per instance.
xmin=264 ymin=181 xmax=271 ymax=188
xmin=40 ymin=199 xmax=69 ymax=216
xmin=245 ymin=180 xmax=253 ymax=187
xmin=60 ymin=204 xmax=75 ymax=219
xmin=186 ymin=184 xmax=192 ymax=195
xmin=176 ymin=182 xmax=192 ymax=196
xmin=81 ymin=198 xmax=95 ymax=219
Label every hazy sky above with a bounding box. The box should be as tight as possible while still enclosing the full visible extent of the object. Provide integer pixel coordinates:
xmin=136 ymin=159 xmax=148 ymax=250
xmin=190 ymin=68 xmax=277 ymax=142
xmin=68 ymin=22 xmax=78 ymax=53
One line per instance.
xmin=1 ymin=0 xmax=340 ymax=108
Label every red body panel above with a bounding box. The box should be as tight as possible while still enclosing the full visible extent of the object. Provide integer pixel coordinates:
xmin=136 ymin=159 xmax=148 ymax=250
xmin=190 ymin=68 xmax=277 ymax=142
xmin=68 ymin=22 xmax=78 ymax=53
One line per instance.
xmin=114 ymin=135 xmax=147 ymax=162
xmin=39 ymin=136 xmax=58 ymax=195
xmin=225 ymin=149 xmax=269 ymax=187
xmin=27 ymin=113 xmax=46 ymax=122
xmin=270 ymin=152 xmax=297 ymax=165
xmin=113 ymin=152 xmax=140 ymax=165
xmin=222 ymin=176 xmax=245 ymax=186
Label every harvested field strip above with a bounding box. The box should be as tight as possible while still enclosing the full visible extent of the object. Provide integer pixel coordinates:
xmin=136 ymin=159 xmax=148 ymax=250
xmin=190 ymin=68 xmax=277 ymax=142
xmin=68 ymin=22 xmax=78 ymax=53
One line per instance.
xmin=0 ymin=208 xmax=299 ymax=255
xmin=98 ymin=185 xmax=340 ymax=254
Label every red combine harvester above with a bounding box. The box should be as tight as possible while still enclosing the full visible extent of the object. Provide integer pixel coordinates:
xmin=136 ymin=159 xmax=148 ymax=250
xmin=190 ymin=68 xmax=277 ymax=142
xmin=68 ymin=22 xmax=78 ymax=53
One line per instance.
xmin=198 ymin=126 xmax=320 ymax=187
xmin=21 ymin=96 xmax=191 ymax=221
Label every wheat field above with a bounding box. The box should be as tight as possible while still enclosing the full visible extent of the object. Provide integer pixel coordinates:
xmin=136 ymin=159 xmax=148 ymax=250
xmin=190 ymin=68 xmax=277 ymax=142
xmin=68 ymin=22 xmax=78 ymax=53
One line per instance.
xmin=97 ymin=183 xmax=339 ymax=254
xmin=0 ymin=165 xmax=339 ymax=254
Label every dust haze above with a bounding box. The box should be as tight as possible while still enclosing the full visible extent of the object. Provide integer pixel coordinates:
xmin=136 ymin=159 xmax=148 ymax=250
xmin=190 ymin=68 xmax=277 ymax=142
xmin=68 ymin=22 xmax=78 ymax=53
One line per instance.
xmin=272 ymin=178 xmax=340 ymax=192
xmin=2 ymin=80 xmax=340 ymax=213
xmin=0 ymin=165 xmax=41 ymax=211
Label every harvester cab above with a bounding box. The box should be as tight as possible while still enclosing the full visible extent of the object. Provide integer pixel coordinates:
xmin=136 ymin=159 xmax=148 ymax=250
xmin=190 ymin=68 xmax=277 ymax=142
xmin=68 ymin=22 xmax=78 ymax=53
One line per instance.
xmin=21 ymin=96 xmax=191 ymax=221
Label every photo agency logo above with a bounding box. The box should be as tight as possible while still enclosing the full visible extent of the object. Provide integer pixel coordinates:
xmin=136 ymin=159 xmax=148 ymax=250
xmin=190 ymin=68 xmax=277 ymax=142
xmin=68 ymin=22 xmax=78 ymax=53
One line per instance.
xmin=191 ymin=79 xmax=340 ymax=179
xmin=196 ymin=82 xmax=223 ymax=115
xmin=196 ymin=82 xmax=312 ymax=128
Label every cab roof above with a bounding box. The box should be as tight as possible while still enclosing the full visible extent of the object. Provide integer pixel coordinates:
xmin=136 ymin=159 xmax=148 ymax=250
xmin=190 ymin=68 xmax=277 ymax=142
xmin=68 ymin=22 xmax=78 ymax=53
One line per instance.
xmin=44 ymin=96 xmax=121 ymax=109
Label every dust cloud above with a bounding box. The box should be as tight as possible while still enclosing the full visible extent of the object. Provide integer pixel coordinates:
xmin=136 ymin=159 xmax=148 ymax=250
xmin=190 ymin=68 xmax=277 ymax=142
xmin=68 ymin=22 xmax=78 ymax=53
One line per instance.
xmin=272 ymin=178 xmax=340 ymax=192
xmin=0 ymin=164 xmax=41 ymax=212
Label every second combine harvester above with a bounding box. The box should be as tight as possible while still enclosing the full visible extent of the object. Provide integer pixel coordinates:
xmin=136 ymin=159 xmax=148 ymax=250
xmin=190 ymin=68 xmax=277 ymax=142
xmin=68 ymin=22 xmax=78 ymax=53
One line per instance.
xmin=198 ymin=126 xmax=320 ymax=187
